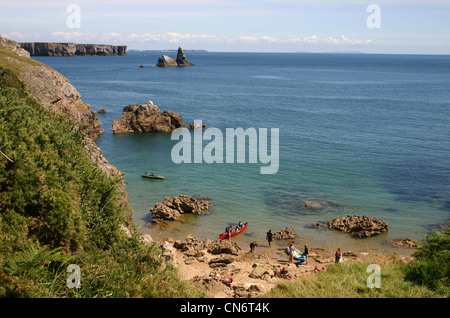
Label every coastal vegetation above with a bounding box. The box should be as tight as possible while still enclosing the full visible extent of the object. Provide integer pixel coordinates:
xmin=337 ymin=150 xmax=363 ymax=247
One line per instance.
xmin=263 ymin=228 xmax=449 ymax=298
xmin=0 ymin=36 xmax=447 ymax=299
xmin=0 ymin=53 xmax=203 ymax=298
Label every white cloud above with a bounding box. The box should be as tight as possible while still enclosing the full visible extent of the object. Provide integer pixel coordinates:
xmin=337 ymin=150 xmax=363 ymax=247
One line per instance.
xmin=40 ymin=31 xmax=374 ymax=47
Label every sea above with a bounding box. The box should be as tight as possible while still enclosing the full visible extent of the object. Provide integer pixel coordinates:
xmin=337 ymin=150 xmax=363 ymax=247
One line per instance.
xmin=34 ymin=52 xmax=450 ymax=256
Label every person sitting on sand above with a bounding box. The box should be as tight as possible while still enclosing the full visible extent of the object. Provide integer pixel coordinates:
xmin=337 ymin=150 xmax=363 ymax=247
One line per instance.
xmin=314 ymin=265 xmax=326 ymax=273
xmin=280 ymin=268 xmax=293 ymax=280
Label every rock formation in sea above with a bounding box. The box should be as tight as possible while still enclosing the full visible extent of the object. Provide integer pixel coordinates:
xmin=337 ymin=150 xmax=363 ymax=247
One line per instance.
xmin=272 ymin=227 xmax=296 ymax=240
xmin=156 ymin=47 xmax=194 ymax=67
xmin=19 ymin=42 xmax=127 ymax=56
xmin=156 ymin=55 xmax=179 ymax=67
xmin=150 ymin=195 xmax=212 ymax=223
xmin=327 ymin=215 xmax=388 ymax=238
xmin=0 ymin=36 xmax=133 ymax=232
xmin=112 ymin=100 xmax=186 ymax=134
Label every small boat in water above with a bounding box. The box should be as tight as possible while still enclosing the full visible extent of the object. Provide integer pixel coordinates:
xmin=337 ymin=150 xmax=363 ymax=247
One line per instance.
xmin=142 ymin=173 xmax=165 ymax=180
xmin=219 ymin=223 xmax=248 ymax=239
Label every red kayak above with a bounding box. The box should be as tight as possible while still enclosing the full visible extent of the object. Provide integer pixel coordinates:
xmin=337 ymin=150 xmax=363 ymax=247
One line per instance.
xmin=219 ymin=223 xmax=248 ymax=239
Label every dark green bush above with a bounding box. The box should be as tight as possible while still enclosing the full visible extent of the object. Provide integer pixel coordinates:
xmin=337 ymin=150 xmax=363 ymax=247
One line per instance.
xmin=405 ymin=227 xmax=450 ymax=295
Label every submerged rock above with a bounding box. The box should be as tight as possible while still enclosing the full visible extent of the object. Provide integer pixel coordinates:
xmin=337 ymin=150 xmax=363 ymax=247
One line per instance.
xmin=150 ymin=195 xmax=212 ymax=223
xmin=387 ymin=238 xmax=417 ymax=248
xmin=327 ymin=215 xmax=388 ymax=238
xmin=112 ymin=100 xmax=185 ymax=134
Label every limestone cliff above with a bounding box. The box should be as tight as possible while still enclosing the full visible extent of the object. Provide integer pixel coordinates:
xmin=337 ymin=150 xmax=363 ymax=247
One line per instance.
xmin=19 ymin=42 xmax=127 ymax=56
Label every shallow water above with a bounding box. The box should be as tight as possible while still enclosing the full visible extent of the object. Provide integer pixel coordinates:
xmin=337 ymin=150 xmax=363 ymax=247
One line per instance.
xmin=35 ymin=52 xmax=450 ymax=256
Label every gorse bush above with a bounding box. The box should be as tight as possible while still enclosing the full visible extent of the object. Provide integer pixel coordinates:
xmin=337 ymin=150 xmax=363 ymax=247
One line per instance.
xmin=0 ymin=84 xmax=124 ymax=252
xmin=0 ymin=68 xmax=203 ymax=298
xmin=405 ymin=227 xmax=450 ymax=294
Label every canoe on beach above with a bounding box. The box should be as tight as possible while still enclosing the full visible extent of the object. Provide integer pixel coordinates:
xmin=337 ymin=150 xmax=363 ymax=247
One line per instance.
xmin=219 ymin=223 xmax=248 ymax=239
xmin=142 ymin=174 xmax=165 ymax=180
xmin=285 ymin=247 xmax=306 ymax=262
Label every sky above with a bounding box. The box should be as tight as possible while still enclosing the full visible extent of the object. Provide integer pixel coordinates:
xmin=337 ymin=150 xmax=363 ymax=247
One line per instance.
xmin=1 ymin=0 xmax=449 ymax=53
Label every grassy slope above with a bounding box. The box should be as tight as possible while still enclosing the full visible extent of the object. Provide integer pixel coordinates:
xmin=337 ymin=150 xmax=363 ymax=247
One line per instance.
xmin=0 ymin=38 xmax=205 ymax=298
xmin=263 ymin=259 xmax=445 ymax=298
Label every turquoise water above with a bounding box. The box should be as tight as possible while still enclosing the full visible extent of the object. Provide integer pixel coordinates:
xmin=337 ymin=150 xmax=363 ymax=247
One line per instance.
xmin=35 ymin=52 xmax=450 ymax=254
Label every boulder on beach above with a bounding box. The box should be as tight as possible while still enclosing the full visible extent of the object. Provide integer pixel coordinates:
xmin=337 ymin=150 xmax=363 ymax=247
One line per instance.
xmin=150 ymin=195 xmax=212 ymax=223
xmin=327 ymin=215 xmax=388 ymax=238
xmin=112 ymin=100 xmax=185 ymax=134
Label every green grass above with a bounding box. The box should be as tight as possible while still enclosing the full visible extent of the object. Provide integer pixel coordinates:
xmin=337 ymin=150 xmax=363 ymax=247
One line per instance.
xmin=263 ymin=259 xmax=446 ymax=298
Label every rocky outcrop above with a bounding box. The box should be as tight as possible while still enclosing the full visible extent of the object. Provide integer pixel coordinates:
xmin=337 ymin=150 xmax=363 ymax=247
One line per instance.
xmin=327 ymin=215 xmax=388 ymax=238
xmin=176 ymin=47 xmax=195 ymax=66
xmin=156 ymin=47 xmax=194 ymax=67
xmin=112 ymin=100 xmax=186 ymax=134
xmin=1 ymin=37 xmax=103 ymax=140
xmin=19 ymin=42 xmax=127 ymax=56
xmin=387 ymin=238 xmax=417 ymax=248
xmin=156 ymin=55 xmax=178 ymax=67
xmin=150 ymin=195 xmax=212 ymax=223
xmin=0 ymin=36 xmax=133 ymax=232
xmin=272 ymin=227 xmax=296 ymax=240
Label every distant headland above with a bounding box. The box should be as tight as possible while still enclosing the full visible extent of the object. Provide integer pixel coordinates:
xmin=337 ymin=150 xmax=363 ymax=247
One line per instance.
xmin=19 ymin=42 xmax=127 ymax=56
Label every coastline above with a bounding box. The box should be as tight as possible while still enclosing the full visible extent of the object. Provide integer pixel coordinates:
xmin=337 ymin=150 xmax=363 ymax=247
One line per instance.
xmin=156 ymin=233 xmax=416 ymax=298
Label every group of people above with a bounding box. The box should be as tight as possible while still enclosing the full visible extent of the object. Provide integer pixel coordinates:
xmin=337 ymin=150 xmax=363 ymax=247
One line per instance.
xmin=231 ymin=226 xmax=343 ymax=266
xmin=286 ymin=241 xmax=309 ymax=265
xmin=225 ymin=221 xmax=245 ymax=237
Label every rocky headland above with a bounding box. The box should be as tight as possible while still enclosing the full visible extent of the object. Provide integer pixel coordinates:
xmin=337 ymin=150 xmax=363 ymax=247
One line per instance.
xmin=19 ymin=42 xmax=127 ymax=56
xmin=156 ymin=47 xmax=194 ymax=67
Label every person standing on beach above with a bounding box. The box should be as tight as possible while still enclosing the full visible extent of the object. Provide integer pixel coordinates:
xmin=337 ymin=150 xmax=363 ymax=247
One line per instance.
xmin=335 ymin=248 xmax=342 ymax=264
xmin=266 ymin=229 xmax=273 ymax=247
xmin=303 ymin=244 xmax=309 ymax=265
xmin=288 ymin=242 xmax=295 ymax=264
xmin=249 ymin=241 xmax=258 ymax=254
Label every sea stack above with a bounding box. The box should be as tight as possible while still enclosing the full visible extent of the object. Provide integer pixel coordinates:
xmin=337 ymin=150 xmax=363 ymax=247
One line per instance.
xmin=156 ymin=47 xmax=194 ymax=67
xmin=176 ymin=47 xmax=195 ymax=66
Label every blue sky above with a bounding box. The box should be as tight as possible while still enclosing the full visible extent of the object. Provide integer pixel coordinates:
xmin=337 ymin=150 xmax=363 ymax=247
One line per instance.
xmin=1 ymin=0 xmax=449 ymax=53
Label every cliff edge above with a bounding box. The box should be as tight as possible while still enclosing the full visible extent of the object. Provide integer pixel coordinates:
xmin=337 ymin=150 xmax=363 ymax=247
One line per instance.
xmin=0 ymin=36 xmax=133 ymax=232
xmin=19 ymin=42 xmax=127 ymax=56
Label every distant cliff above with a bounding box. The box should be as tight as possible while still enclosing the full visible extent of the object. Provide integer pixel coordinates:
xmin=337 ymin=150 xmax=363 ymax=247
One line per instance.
xmin=19 ymin=42 xmax=127 ymax=56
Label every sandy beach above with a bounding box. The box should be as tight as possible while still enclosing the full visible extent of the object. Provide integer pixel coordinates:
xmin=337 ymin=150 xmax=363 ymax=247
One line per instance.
xmin=159 ymin=233 xmax=416 ymax=298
